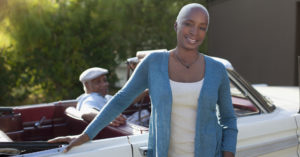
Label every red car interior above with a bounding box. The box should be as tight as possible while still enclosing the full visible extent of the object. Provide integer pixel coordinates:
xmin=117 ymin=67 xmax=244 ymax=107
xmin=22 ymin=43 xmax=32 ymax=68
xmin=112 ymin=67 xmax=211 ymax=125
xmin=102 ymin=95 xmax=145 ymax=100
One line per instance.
xmin=0 ymin=95 xmax=256 ymax=150
xmin=0 ymin=100 xmax=147 ymax=143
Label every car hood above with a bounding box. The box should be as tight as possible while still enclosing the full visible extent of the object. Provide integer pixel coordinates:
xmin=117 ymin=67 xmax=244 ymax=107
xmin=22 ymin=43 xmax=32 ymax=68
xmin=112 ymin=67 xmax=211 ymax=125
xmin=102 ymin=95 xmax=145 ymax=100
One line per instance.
xmin=254 ymin=86 xmax=299 ymax=113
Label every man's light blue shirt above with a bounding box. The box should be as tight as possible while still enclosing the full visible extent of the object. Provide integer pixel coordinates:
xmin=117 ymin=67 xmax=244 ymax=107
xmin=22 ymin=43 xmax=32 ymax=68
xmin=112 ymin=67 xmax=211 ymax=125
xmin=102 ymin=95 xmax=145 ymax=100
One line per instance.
xmin=76 ymin=93 xmax=112 ymax=112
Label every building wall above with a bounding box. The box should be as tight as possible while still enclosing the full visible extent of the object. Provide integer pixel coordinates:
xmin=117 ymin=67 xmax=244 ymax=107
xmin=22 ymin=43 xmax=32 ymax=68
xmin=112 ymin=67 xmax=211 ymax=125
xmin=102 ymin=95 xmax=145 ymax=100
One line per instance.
xmin=207 ymin=0 xmax=297 ymax=85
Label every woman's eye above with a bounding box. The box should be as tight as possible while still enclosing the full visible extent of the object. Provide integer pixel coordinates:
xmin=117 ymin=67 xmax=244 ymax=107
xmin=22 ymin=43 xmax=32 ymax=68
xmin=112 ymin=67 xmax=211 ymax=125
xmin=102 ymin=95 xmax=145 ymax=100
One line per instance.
xmin=184 ymin=22 xmax=191 ymax=26
xmin=199 ymin=27 xmax=207 ymax=31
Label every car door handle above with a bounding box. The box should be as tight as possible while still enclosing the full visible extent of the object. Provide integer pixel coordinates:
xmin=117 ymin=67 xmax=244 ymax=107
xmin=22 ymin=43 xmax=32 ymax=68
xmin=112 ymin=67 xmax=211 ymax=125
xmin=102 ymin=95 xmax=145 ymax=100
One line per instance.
xmin=34 ymin=116 xmax=46 ymax=129
xmin=139 ymin=146 xmax=148 ymax=157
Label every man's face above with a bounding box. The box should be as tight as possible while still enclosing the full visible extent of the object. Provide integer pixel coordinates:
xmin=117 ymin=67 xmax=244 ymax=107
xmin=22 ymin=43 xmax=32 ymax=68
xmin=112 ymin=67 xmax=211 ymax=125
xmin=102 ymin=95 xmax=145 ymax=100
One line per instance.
xmin=86 ymin=75 xmax=109 ymax=96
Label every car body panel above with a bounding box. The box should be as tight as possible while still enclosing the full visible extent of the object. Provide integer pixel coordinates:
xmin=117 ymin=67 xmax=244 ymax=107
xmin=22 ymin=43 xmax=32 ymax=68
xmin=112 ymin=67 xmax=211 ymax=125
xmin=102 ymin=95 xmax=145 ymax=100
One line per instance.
xmin=236 ymin=86 xmax=299 ymax=157
xmin=15 ymin=86 xmax=299 ymax=157
xmin=128 ymin=134 xmax=148 ymax=157
xmin=237 ymin=110 xmax=299 ymax=157
xmin=255 ymin=86 xmax=298 ymax=112
xmin=16 ymin=136 xmax=132 ymax=157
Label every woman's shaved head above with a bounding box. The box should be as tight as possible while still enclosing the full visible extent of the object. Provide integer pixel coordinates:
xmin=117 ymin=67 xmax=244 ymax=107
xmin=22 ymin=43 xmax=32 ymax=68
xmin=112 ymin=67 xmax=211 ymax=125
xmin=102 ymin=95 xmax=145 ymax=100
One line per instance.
xmin=176 ymin=3 xmax=209 ymax=26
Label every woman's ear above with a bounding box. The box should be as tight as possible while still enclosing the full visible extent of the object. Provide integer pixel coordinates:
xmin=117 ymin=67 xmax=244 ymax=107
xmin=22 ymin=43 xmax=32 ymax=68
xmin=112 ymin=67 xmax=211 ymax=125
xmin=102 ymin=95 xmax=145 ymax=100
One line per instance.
xmin=174 ymin=22 xmax=177 ymax=32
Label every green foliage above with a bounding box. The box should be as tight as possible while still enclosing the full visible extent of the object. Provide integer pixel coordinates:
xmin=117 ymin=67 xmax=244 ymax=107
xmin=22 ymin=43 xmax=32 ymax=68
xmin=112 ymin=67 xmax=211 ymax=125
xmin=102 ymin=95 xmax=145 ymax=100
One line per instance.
xmin=0 ymin=49 xmax=15 ymax=106
xmin=117 ymin=0 xmax=207 ymax=56
xmin=0 ymin=0 xmax=207 ymax=106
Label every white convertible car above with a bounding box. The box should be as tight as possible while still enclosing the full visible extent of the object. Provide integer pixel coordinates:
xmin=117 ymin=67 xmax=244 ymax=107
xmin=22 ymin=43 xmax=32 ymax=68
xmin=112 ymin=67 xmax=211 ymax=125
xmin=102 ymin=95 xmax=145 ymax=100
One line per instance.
xmin=0 ymin=56 xmax=299 ymax=157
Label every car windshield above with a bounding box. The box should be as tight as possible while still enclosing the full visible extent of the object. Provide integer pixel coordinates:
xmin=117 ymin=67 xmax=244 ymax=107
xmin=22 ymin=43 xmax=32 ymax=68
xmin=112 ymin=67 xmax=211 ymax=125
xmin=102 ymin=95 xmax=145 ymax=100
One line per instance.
xmin=227 ymin=69 xmax=276 ymax=113
xmin=230 ymin=85 xmax=246 ymax=98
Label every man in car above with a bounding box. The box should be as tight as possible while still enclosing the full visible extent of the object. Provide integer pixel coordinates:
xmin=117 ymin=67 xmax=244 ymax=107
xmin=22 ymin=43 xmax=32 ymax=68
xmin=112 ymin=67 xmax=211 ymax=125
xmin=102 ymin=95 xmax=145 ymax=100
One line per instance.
xmin=77 ymin=67 xmax=126 ymax=126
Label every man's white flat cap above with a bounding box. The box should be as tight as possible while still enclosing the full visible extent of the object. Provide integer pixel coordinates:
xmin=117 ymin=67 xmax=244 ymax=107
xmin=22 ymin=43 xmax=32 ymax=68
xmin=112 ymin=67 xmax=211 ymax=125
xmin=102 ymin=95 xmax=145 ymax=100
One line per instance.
xmin=79 ymin=67 xmax=108 ymax=83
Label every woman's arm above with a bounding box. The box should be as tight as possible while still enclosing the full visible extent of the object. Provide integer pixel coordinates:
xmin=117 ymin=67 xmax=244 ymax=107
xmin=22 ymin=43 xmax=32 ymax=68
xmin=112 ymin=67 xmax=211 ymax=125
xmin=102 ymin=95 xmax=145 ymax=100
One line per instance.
xmin=83 ymin=53 xmax=152 ymax=139
xmin=48 ymin=133 xmax=90 ymax=153
xmin=217 ymin=66 xmax=238 ymax=155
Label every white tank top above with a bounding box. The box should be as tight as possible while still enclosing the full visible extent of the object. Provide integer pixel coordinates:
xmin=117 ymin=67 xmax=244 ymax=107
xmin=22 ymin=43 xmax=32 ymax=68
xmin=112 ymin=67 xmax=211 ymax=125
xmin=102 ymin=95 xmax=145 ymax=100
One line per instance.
xmin=168 ymin=79 xmax=204 ymax=157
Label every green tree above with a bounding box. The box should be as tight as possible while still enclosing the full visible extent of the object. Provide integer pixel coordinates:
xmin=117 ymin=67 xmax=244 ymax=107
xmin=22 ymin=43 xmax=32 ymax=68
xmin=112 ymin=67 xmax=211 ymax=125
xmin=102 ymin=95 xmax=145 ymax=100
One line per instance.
xmin=0 ymin=0 xmax=207 ymax=106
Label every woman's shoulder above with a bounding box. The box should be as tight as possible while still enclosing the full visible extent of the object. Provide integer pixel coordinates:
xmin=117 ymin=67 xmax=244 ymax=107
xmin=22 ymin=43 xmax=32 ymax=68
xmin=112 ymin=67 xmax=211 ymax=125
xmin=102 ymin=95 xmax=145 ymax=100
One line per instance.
xmin=204 ymin=55 xmax=230 ymax=77
xmin=204 ymin=55 xmax=226 ymax=69
xmin=142 ymin=50 xmax=169 ymax=63
xmin=147 ymin=50 xmax=169 ymax=58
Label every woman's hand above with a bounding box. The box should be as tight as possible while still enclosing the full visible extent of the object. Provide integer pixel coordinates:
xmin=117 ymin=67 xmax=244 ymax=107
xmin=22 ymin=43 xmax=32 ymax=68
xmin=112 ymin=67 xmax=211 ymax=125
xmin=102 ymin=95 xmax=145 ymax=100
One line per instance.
xmin=223 ymin=151 xmax=235 ymax=157
xmin=48 ymin=133 xmax=90 ymax=153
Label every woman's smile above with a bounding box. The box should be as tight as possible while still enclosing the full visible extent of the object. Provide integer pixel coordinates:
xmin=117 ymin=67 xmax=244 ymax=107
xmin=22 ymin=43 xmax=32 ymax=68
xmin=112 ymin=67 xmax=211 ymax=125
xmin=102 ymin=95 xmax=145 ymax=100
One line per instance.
xmin=185 ymin=36 xmax=198 ymax=44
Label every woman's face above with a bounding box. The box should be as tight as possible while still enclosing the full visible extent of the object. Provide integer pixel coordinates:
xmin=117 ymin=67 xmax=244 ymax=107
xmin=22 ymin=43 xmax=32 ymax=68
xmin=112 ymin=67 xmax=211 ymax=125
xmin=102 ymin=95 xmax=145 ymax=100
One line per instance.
xmin=175 ymin=8 xmax=208 ymax=51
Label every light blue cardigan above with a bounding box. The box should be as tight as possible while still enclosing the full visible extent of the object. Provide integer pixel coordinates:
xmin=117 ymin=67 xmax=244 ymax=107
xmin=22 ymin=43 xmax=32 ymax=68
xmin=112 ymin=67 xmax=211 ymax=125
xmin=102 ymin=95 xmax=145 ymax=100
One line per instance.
xmin=84 ymin=51 xmax=238 ymax=157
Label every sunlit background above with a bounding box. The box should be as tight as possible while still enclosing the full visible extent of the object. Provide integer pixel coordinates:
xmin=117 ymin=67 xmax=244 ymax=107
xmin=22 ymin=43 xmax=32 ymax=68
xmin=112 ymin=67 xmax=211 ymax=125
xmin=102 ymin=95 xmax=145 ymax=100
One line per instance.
xmin=0 ymin=0 xmax=207 ymax=106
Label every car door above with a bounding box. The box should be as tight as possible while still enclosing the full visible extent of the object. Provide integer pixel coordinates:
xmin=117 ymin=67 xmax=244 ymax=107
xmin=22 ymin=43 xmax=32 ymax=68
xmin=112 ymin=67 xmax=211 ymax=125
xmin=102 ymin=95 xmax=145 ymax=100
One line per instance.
xmin=295 ymin=115 xmax=300 ymax=156
xmin=15 ymin=136 xmax=133 ymax=157
xmin=128 ymin=134 xmax=148 ymax=157
xmin=236 ymin=109 xmax=299 ymax=157
xmin=228 ymin=70 xmax=300 ymax=157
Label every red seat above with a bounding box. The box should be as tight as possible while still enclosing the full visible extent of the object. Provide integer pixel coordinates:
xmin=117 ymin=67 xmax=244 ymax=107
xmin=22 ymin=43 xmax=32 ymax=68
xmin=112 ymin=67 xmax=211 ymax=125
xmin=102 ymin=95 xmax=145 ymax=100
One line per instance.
xmin=64 ymin=107 xmax=148 ymax=140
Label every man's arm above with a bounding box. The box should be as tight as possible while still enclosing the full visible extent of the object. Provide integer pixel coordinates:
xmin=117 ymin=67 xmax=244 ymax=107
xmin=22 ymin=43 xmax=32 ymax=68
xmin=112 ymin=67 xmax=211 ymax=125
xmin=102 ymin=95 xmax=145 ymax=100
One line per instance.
xmin=81 ymin=108 xmax=126 ymax=126
xmin=81 ymin=108 xmax=99 ymax=122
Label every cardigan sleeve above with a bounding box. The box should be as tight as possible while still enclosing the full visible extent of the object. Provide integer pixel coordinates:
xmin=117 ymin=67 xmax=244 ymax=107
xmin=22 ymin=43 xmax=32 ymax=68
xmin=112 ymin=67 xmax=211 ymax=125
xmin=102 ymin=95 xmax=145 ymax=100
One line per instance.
xmin=217 ymin=67 xmax=238 ymax=154
xmin=83 ymin=54 xmax=151 ymax=139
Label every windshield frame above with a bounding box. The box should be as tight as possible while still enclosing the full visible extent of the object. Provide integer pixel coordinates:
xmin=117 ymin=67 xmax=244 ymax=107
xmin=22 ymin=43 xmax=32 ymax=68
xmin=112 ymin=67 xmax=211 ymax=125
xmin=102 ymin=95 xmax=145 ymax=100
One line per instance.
xmin=227 ymin=69 xmax=276 ymax=113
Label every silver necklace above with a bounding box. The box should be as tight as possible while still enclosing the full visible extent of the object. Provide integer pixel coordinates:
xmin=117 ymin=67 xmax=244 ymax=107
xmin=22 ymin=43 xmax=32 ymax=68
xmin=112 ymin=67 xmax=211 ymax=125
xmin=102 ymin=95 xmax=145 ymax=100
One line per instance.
xmin=174 ymin=52 xmax=199 ymax=69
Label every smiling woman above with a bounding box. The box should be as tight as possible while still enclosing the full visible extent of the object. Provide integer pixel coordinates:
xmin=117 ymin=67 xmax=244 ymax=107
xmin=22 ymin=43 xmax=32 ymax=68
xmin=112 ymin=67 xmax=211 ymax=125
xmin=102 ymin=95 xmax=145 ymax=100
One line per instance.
xmin=175 ymin=4 xmax=208 ymax=52
xmin=48 ymin=3 xmax=237 ymax=157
